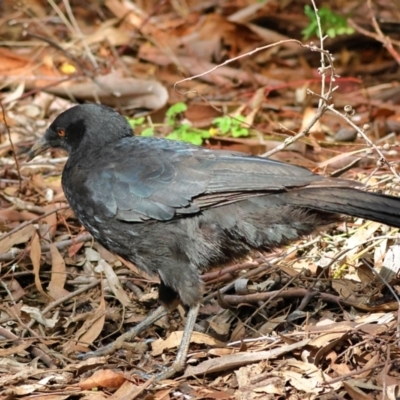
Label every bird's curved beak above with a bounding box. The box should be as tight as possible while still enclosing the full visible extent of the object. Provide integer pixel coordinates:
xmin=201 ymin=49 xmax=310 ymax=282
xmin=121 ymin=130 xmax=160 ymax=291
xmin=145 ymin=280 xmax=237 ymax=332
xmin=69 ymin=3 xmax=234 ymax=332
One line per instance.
xmin=27 ymin=137 xmax=51 ymax=161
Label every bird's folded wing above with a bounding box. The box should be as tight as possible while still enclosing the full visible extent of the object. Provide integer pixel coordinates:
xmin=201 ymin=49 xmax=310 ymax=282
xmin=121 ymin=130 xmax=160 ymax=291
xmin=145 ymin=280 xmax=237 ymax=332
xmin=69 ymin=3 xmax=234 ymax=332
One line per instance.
xmin=85 ymin=138 xmax=356 ymax=222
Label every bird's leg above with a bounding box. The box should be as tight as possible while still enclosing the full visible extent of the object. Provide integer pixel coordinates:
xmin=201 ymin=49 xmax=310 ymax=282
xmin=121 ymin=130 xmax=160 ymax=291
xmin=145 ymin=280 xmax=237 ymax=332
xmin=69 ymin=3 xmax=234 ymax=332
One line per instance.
xmin=154 ymin=302 xmax=200 ymax=381
xmin=79 ymin=304 xmax=169 ymax=359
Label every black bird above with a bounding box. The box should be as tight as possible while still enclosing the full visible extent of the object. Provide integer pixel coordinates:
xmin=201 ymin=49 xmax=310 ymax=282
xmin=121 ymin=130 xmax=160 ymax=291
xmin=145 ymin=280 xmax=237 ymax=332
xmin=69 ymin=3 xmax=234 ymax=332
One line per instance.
xmin=28 ymin=104 xmax=400 ymax=380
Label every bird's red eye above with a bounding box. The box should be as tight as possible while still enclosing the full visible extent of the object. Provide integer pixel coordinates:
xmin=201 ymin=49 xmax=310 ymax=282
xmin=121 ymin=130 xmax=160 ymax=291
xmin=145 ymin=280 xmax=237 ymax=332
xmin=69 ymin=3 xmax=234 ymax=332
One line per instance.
xmin=57 ymin=128 xmax=66 ymax=137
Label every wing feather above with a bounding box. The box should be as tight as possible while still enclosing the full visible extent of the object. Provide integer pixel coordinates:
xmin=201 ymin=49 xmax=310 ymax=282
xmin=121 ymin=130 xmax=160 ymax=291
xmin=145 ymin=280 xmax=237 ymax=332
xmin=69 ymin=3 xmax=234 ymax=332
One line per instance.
xmin=82 ymin=137 xmax=350 ymax=222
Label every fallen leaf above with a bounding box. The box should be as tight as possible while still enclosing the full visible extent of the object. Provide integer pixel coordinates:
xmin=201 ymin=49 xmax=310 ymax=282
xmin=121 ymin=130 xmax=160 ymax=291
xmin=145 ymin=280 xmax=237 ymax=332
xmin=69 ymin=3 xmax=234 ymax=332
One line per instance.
xmin=75 ymin=295 xmax=106 ymax=348
xmin=152 ymin=331 xmax=225 ymax=356
xmin=0 ymin=224 xmax=35 ymax=253
xmin=48 ymin=244 xmax=70 ymax=300
xmin=98 ymin=259 xmax=130 ymax=306
xmin=30 ymin=232 xmax=49 ymax=300
xmin=184 ymin=339 xmax=311 ymax=376
xmin=78 ymin=369 xmax=126 ymax=390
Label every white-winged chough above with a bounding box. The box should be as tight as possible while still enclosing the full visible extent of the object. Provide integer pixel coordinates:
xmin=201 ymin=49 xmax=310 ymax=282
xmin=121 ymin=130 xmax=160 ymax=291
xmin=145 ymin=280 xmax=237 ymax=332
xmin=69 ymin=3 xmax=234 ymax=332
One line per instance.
xmin=28 ymin=103 xmax=400 ymax=380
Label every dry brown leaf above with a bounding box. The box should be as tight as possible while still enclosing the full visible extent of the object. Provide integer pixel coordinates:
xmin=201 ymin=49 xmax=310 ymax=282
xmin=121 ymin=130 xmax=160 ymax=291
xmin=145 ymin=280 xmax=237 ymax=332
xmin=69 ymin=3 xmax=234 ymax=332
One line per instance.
xmin=48 ymin=244 xmax=70 ymax=300
xmin=0 ymin=224 xmax=35 ymax=253
xmin=7 ymin=278 xmax=26 ymax=301
xmin=107 ymin=378 xmax=157 ymax=400
xmin=283 ymin=370 xmax=322 ymax=395
xmin=230 ymin=320 xmax=246 ymax=341
xmin=309 ymin=332 xmax=347 ymax=348
xmin=98 ymin=259 xmax=130 ymax=306
xmin=344 ymin=222 xmax=381 ymax=262
xmin=192 ymin=388 xmax=233 ymax=399
xmin=343 ymin=381 xmax=374 ymax=400
xmin=314 ymin=333 xmax=350 ymax=366
xmin=77 ymin=295 xmax=106 ymax=348
xmin=78 ymin=369 xmax=126 ymax=390
xmin=86 ymin=19 xmax=131 ymax=46
xmin=236 ymin=363 xmax=284 ymax=399
xmin=43 ymin=205 xmax=59 ymax=238
xmin=30 ymin=232 xmax=48 ymax=299
xmin=330 ymin=363 xmax=352 ymax=376
xmin=0 ymin=341 xmax=31 ymax=357
xmin=153 ymin=388 xmax=173 ymax=400
xmin=152 ymin=331 xmax=224 ymax=357
xmin=0 ymin=208 xmax=24 ymax=223
xmin=380 ymin=242 xmax=400 ymax=282
xmin=184 ymin=339 xmax=311 ymax=376
xmin=1 ymin=375 xmax=56 ymax=396
xmin=354 ymin=353 xmax=380 ymax=379
xmin=21 ymin=305 xmax=58 ymax=328
xmin=19 ymin=396 xmax=70 ymax=400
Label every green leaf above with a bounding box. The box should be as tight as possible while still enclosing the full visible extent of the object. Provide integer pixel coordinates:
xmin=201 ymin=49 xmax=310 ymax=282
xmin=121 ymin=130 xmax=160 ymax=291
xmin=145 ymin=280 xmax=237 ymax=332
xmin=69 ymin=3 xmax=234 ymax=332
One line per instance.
xmin=166 ymin=131 xmax=180 ymax=140
xmin=213 ymin=116 xmax=232 ymax=134
xmin=127 ymin=116 xmax=145 ymax=127
xmin=302 ymin=5 xmax=353 ymax=40
xmin=166 ymin=102 xmax=187 ymax=118
xmin=181 ymin=131 xmax=203 ymax=145
xmin=140 ymin=127 xmax=154 ymax=137
xmin=201 ymin=130 xmax=212 ymax=139
xmin=232 ymin=127 xmax=249 ymax=138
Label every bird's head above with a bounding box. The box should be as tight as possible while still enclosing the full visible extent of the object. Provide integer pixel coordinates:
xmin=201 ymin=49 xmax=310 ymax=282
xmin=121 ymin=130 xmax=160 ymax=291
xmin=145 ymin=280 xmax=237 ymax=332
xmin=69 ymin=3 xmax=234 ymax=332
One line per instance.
xmin=27 ymin=103 xmax=133 ymax=160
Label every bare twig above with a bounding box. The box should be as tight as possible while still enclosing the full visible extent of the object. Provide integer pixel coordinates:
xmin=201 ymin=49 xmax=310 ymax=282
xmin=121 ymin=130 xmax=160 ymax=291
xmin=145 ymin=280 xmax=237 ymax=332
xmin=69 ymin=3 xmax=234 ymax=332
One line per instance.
xmin=349 ymin=0 xmax=400 ymax=66
xmin=0 ymin=102 xmax=22 ymax=193
xmin=0 ymin=232 xmax=92 ymax=262
xmin=326 ymin=105 xmax=400 ymax=180
xmin=0 ymin=205 xmax=69 ymax=242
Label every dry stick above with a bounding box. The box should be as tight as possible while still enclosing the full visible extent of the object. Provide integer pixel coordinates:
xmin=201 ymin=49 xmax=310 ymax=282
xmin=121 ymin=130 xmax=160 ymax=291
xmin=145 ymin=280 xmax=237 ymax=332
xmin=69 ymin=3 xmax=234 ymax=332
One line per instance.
xmin=202 ymin=263 xmax=272 ymax=303
xmin=2 ymin=291 xmax=57 ymax=368
xmin=0 ymin=102 xmax=22 ymax=193
xmin=15 ymin=279 xmax=101 ymax=368
xmin=264 ymin=45 xmax=338 ymax=157
xmin=174 ymin=39 xmax=303 ymax=92
xmin=62 ymin=0 xmax=98 ymax=68
xmin=23 ymin=278 xmax=101 ymax=334
xmin=311 ymin=0 xmax=327 ymax=105
xmin=326 ymin=105 xmax=400 ymax=180
xmin=361 ymin=258 xmax=400 ymax=348
xmin=0 ymin=232 xmax=92 ymax=262
xmin=10 ymin=77 xmax=72 ymax=104
xmin=348 ymin=3 xmax=400 ymax=65
xmin=240 ymin=268 xmax=308 ymax=335
xmin=203 ymin=238 xmax=320 ymax=303
xmin=324 ymin=361 xmax=393 ymax=385
xmin=262 ymin=104 xmax=328 ymax=158
xmin=0 ymin=205 xmax=69 ymax=242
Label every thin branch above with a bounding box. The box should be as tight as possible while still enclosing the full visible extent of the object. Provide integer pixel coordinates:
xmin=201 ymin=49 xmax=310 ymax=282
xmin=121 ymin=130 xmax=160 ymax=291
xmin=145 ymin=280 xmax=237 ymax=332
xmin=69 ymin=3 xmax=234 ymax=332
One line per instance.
xmin=0 ymin=102 xmax=22 ymax=193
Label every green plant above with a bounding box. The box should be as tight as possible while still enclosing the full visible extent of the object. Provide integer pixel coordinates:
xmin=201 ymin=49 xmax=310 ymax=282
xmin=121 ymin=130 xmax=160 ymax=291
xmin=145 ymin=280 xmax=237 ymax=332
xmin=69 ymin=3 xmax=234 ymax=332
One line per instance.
xmin=166 ymin=102 xmax=187 ymax=125
xmin=127 ymin=116 xmax=145 ymax=127
xmin=302 ymin=5 xmax=354 ymax=39
xmin=213 ymin=115 xmax=249 ymax=138
xmin=167 ymin=124 xmax=211 ymax=146
xmin=165 ymin=102 xmax=211 ymax=145
xmin=130 ymin=103 xmax=251 ymax=145
xmin=127 ymin=116 xmax=155 ymax=137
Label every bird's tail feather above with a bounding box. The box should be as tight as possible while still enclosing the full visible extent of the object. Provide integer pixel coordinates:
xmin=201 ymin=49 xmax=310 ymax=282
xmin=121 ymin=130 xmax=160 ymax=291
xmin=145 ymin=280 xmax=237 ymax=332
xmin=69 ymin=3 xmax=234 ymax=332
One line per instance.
xmin=285 ymin=187 xmax=400 ymax=228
